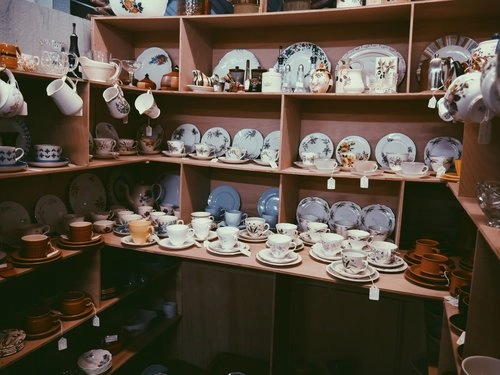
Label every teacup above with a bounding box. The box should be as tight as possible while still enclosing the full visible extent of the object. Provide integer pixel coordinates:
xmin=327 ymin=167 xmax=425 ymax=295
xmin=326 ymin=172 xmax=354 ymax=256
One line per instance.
xmin=0 ymin=146 xmax=24 ymax=166
xmin=57 ymin=291 xmax=93 ymax=316
xmin=244 ymin=216 xmax=270 ymax=238
xmin=116 ymin=210 xmax=135 ymax=224
xmin=353 ymin=160 xmax=378 ymax=173
xmin=370 ymin=241 xmax=398 ymax=265
xmin=225 ymin=146 xmax=246 ymax=160
xmin=400 ymin=162 xmax=429 ymax=176
xmin=118 ymin=138 xmax=137 ymax=153
xmin=92 ymin=220 xmax=114 ymax=233
xmin=90 ymin=210 xmax=112 ymax=222
xmin=138 ymin=137 xmax=159 ymax=154
xmin=191 ymin=211 xmax=215 ymax=222
xmin=20 ymin=234 xmax=50 ymax=259
xmin=386 ymin=153 xmax=409 ymax=171
xmin=94 ymin=137 xmax=117 ymax=156
xmin=429 ymin=156 xmax=454 ymax=173
xmin=261 ymin=213 xmax=278 ymax=229
xmin=166 ymin=223 xmax=194 ymax=246
xmin=367 ymin=225 xmax=390 ymax=242
xmin=60 ymin=213 xmax=85 ymax=233
xmin=339 ymin=152 xmax=358 ymax=168
xmin=276 ymin=223 xmax=298 ymax=239
xmin=156 ymin=215 xmax=184 ymax=236
xmin=342 ymin=249 xmax=369 ymax=275
xmin=137 ymin=205 xmax=155 ymax=218
xmin=23 ymin=306 xmax=60 ymax=335
xmin=119 ymin=213 xmax=143 ymax=227
xmin=420 ymin=253 xmax=449 ymax=275
xmin=69 ymin=221 xmax=93 ymax=242
xmin=216 ymin=226 xmax=239 ymax=250
xmin=33 ymin=144 xmax=62 ymax=162
xmin=306 ymin=221 xmax=329 ymax=242
xmin=191 ymin=217 xmax=212 ymax=240
xmin=260 ymin=149 xmax=279 ymax=163
xmin=128 ymin=219 xmax=154 ymax=244
xmin=449 ymin=269 xmax=472 ymax=297
xmin=149 ymin=211 xmax=167 ymax=225
xmin=414 ymin=238 xmax=439 ymax=257
xmin=194 ymin=143 xmax=215 ymax=157
xmin=345 ymin=229 xmax=372 ymax=250
xmin=167 ymin=140 xmax=185 ymax=154
xmin=268 ymin=233 xmax=296 ymax=259
xmin=314 ymin=158 xmax=338 ymax=171
xmin=298 ymin=214 xmax=319 ymax=232
xmin=319 ymin=232 xmax=344 ymax=256
xmin=224 ymin=209 xmax=247 ymax=227
xmin=300 ymin=151 xmax=317 ymax=166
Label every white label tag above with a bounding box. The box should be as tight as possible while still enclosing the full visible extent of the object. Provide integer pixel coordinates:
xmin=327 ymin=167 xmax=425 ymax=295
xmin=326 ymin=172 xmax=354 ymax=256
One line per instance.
xmin=457 ymin=331 xmax=466 ymax=345
xmin=0 ymin=263 xmax=7 ymax=269
xmin=369 ymin=286 xmax=380 ymax=301
xmin=478 ymin=120 xmax=492 ymax=144
xmin=360 ymin=176 xmax=369 ymax=188
xmin=210 ymin=158 xmax=219 ymax=163
xmin=269 ymin=160 xmax=278 ymax=169
xmin=92 ymin=315 xmax=100 ymax=327
xmin=146 ymin=125 xmax=153 ymax=137
xmin=105 ymin=334 xmax=118 ymax=343
xmin=427 ymin=95 xmax=437 ymax=108
xmin=436 ymin=165 xmax=446 ymax=178
xmin=58 ymin=337 xmax=68 ymax=351
xmin=327 ymin=177 xmax=336 ymax=190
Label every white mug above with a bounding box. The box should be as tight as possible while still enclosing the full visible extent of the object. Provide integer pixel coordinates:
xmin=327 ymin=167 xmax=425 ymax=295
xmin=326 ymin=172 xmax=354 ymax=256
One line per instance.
xmin=0 ymin=146 xmax=24 ymax=165
xmin=135 ymin=89 xmax=160 ymax=119
xmin=103 ymin=84 xmax=130 ymax=123
xmin=46 ymin=75 xmax=83 ymax=116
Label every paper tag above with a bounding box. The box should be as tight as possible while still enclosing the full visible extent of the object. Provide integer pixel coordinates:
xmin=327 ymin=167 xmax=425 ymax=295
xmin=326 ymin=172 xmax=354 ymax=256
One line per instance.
xmin=269 ymin=160 xmax=278 ymax=169
xmin=0 ymin=263 xmax=7 ymax=269
xmin=457 ymin=331 xmax=466 ymax=345
xmin=444 ymin=295 xmax=459 ymax=307
xmin=427 ymin=95 xmax=437 ymax=108
xmin=58 ymin=337 xmax=68 ymax=351
xmin=369 ymin=285 xmax=380 ymax=301
xmin=478 ymin=119 xmax=492 ymax=144
xmin=360 ymin=176 xmax=369 ymax=188
xmin=105 ymin=334 xmax=118 ymax=343
xmin=436 ymin=165 xmax=446 ymax=178
xmin=327 ymin=177 xmax=336 ymax=190
xmin=145 ymin=125 xmax=153 ymax=137
xmin=210 ymin=158 xmax=219 ymax=162
xmin=92 ymin=315 xmax=100 ymax=327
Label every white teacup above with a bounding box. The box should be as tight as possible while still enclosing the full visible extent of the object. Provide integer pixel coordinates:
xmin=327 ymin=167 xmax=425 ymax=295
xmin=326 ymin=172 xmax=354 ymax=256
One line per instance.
xmin=244 ymin=217 xmax=270 ymax=238
xmin=226 ymin=146 xmax=246 ymax=160
xmin=370 ymin=241 xmax=399 ymax=265
xmin=345 ymin=229 xmax=372 ymax=250
xmin=118 ymin=138 xmax=138 ymax=153
xmin=216 ymin=226 xmax=239 ymax=251
xmin=137 ymin=205 xmax=155 ymax=218
xmin=386 ymin=153 xmax=409 ymax=171
xmin=120 ymin=213 xmax=143 ymax=226
xmin=134 ymin=89 xmax=160 ymax=119
xmin=331 ymin=220 xmax=356 ymax=238
xmin=94 ymin=137 xmax=117 ymax=156
xmin=166 ymin=223 xmax=193 ymax=246
xmin=342 ymin=249 xmax=369 ymax=274
xmin=103 ymin=84 xmax=130 ymax=123
xmin=90 ymin=210 xmax=112 ymax=222
xmin=149 ymin=211 xmax=167 ymax=225
xmin=156 ymin=215 xmax=183 ymax=236
xmin=167 ymin=140 xmax=185 ymax=154
xmin=46 ymin=75 xmax=83 ymax=116
xmin=191 ymin=218 xmax=212 ymax=241
xmin=276 ymin=223 xmax=298 ymax=239
xmin=319 ymin=232 xmax=344 ymax=256
xmin=298 ymin=214 xmax=319 ymax=232
xmin=224 ymin=209 xmax=247 ymax=227
xmin=367 ymin=225 xmax=390 ymax=242
xmin=429 ymin=156 xmax=454 ymax=173
xmin=401 ymin=162 xmax=429 ymax=176
xmin=0 ymin=146 xmax=24 ymax=165
xmin=268 ymin=233 xmax=296 ymax=259
xmin=306 ymin=221 xmax=329 ymax=242
xmin=300 ymin=151 xmax=317 ymax=165
xmin=33 ymin=144 xmax=62 ymax=162
xmin=260 ymin=149 xmax=279 ymax=163
xmin=353 ymin=160 xmax=378 ymax=173
xmin=92 ymin=220 xmax=115 ymax=234
xmin=117 ymin=210 xmax=134 ymax=225
xmin=194 ymin=143 xmax=215 ymax=157
xmin=314 ymin=158 xmax=338 ymax=171
xmin=191 ymin=211 xmax=214 ymax=222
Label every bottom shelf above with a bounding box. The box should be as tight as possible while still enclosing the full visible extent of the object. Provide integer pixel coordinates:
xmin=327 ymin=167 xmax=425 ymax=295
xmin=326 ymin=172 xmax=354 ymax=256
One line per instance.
xmin=439 ymin=301 xmax=463 ymax=375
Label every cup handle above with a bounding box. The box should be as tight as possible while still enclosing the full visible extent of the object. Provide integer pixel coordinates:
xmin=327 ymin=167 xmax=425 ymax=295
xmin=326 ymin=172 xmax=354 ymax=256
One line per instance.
xmin=42 ymin=224 xmax=51 ymax=234
xmin=109 ymin=61 xmax=122 ymax=82
xmin=422 ymin=166 xmax=429 ymax=173
xmin=15 ymin=148 xmax=24 ymax=161
xmin=263 ymin=223 xmax=270 ymax=232
xmin=176 ymin=219 xmax=185 ymax=225
xmin=241 ymin=213 xmax=248 ymax=221
xmin=289 ymin=242 xmax=297 ymax=251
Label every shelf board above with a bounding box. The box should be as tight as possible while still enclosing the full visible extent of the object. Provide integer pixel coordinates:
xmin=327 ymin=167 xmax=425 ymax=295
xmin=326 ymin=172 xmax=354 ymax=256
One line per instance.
xmin=443 ymin=301 xmax=463 ymax=374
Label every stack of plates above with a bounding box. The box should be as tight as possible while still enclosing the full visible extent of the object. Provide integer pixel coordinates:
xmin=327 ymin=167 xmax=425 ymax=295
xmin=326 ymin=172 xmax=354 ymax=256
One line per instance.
xmin=309 ymin=243 xmax=341 ymax=263
xmin=0 ymin=329 xmax=26 ymax=357
xmin=326 ymin=261 xmax=380 ymax=283
xmin=368 ymin=253 xmax=408 ymax=273
xmin=9 ymin=247 xmax=62 ymax=268
xmin=57 ymin=234 xmax=103 ymax=250
xmin=404 ymin=264 xmax=450 ymax=290
xmin=256 ymin=249 xmax=302 ymax=267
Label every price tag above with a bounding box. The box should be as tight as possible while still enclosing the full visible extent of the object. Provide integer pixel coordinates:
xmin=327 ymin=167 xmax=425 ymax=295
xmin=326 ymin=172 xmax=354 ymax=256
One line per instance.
xmin=457 ymin=331 xmax=466 ymax=345
xmin=360 ymin=176 xmax=369 ymax=188
xmin=327 ymin=177 xmax=336 ymax=190
xmin=58 ymin=337 xmax=68 ymax=351
xmin=0 ymin=263 xmax=7 ymax=269
xmin=210 ymin=158 xmax=219 ymax=162
xmin=92 ymin=315 xmax=100 ymax=327
xmin=369 ymin=285 xmax=380 ymax=301
xmin=105 ymin=334 xmax=118 ymax=343
xmin=427 ymin=95 xmax=437 ymax=108
xmin=269 ymin=160 xmax=278 ymax=169
xmin=145 ymin=125 xmax=153 ymax=137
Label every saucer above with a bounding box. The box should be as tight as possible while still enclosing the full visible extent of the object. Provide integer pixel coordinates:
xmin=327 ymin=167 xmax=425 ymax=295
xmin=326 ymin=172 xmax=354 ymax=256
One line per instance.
xmin=331 ymin=261 xmax=377 ymax=279
xmin=256 ymin=249 xmax=302 ymax=266
xmin=298 ymin=232 xmax=317 ymax=246
xmin=188 ymin=153 xmax=215 ymax=160
xmin=310 ymin=243 xmax=342 ymax=261
xmin=371 ymin=262 xmax=408 ymax=273
xmin=113 ymin=225 xmax=129 ymax=236
xmin=59 ymin=304 xmax=94 ymax=321
xmin=194 ymin=230 xmax=217 ymax=241
xmin=59 ymin=234 xmax=102 ymax=246
xmin=25 ymin=321 xmax=61 ymax=340
xmin=207 ymin=240 xmax=250 ymax=256
xmin=158 ymin=237 xmax=195 ymax=250
xmin=162 ymin=150 xmax=187 ymax=158
xmin=118 ymin=150 xmax=138 ymax=156
xmin=10 ymin=248 xmax=62 ymax=267
xmin=368 ymin=254 xmax=405 ymax=268
xmin=403 ymin=268 xmax=449 ymax=290
xmin=440 ymin=172 xmax=460 ymax=182
xmin=326 ymin=261 xmax=380 ymax=283
xmin=351 ymin=170 xmax=384 ymax=177
xmin=218 ymin=157 xmax=250 ymax=164
xmin=293 ymin=161 xmax=315 ymax=169
xmin=238 ymin=229 xmax=270 ymax=242
xmin=121 ymin=235 xmax=157 ymax=247
xmin=94 ymin=152 xmax=120 ymax=159
xmin=395 ymin=171 xmax=430 ymax=179
xmin=28 ymin=157 xmax=70 ymax=168
xmin=139 ymin=150 xmax=161 ymax=155
xmin=55 ymin=237 xmax=104 ymax=250
xmin=253 ymin=159 xmax=277 ymax=167
xmin=0 ymin=161 xmax=28 ymax=173
xmin=406 ymin=264 xmax=449 ymax=285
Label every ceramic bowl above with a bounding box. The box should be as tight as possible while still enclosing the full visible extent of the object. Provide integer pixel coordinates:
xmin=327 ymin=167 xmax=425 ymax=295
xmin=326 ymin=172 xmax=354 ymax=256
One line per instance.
xmin=109 ymin=0 xmax=168 ymax=16
xmin=443 ymin=71 xmax=486 ymax=123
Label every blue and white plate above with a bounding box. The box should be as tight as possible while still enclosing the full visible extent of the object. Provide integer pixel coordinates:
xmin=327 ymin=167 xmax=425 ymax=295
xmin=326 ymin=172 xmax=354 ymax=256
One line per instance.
xmin=113 ymin=225 xmax=129 ymax=236
xmin=257 ymin=188 xmax=279 ymax=217
xmin=207 ymin=185 xmax=241 ymax=213
xmin=201 ymin=127 xmax=231 ymax=157
xmin=298 ymin=132 xmax=334 ymax=159
xmin=262 ymin=130 xmax=281 ymax=151
xmin=360 ymin=204 xmax=395 ymax=235
xmin=375 ymin=133 xmax=416 ymax=168
xmin=423 ymin=137 xmax=462 ymax=168
xmin=328 ymin=200 xmax=362 ymax=229
xmin=232 ymin=128 xmax=264 ymax=160
xmin=171 ymin=123 xmax=201 ymax=154
xmin=296 ymin=196 xmax=330 ymax=231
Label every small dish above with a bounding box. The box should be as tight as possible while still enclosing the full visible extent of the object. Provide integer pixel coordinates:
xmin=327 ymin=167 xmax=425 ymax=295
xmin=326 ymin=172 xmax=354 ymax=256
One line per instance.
xmin=218 ymin=157 xmax=250 ymax=164
xmin=158 ymin=237 xmax=195 ymax=250
xmin=162 ymin=150 xmax=187 ymax=158
xmin=187 ymin=85 xmax=214 ymax=92
xmin=121 ymin=235 xmax=157 ymax=247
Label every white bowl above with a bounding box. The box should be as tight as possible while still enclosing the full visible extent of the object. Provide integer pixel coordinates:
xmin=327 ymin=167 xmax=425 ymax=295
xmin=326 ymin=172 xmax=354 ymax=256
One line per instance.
xmin=109 ymin=0 xmax=168 ymax=16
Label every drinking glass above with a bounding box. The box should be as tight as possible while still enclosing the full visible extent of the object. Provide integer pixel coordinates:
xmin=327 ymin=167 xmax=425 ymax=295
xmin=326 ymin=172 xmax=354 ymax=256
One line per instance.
xmin=121 ymin=59 xmax=142 ymax=87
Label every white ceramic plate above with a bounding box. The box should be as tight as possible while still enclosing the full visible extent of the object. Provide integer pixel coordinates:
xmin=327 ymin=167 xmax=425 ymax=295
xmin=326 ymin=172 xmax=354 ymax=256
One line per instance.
xmin=273 ymin=42 xmax=331 ymax=90
xmin=232 ymin=128 xmax=264 ymax=160
xmin=375 ymin=132 xmax=417 ymax=168
xmin=135 ymin=47 xmax=172 ymax=89
xmin=360 ymin=204 xmax=396 ymax=234
xmin=34 ymin=194 xmax=67 ymax=231
xmin=261 ymin=130 xmax=281 ymax=152
xmin=207 ymin=185 xmax=241 ymax=212
xmin=0 ymin=201 xmax=31 ymax=236
xmin=238 ymin=229 xmax=270 ymax=243
xmin=95 ymin=122 xmax=119 ymax=142
xmin=328 ymin=200 xmax=362 ymax=228
xmin=218 ymin=157 xmax=249 ymax=164
xmin=0 ymin=161 xmax=28 ymax=173
xmin=0 ymin=116 xmax=31 ymax=155
xmin=368 ymin=253 xmax=406 ymax=268
xmin=338 ymin=43 xmax=406 ymax=86
xmin=206 ymin=240 xmax=250 ymax=256
xmin=188 ymin=153 xmax=213 ymax=161
xmin=310 ymin=243 xmax=342 ymax=261
xmin=257 ymin=248 xmax=302 ymax=266
xmin=257 ymin=188 xmax=279 ymax=217
xmin=329 ymin=261 xmax=378 ymax=280
xmin=157 ymin=173 xmax=180 ymax=207
xmin=200 ymin=127 xmax=231 ymax=157
xmin=213 ymin=49 xmax=260 ymax=80
xmin=158 ymin=237 xmax=195 ymax=250
xmin=296 ymin=196 xmax=330 ymax=231
xmin=335 ymin=135 xmax=371 ymax=164
xmin=161 ymin=151 xmax=187 ymax=158
xmin=28 ymin=157 xmax=70 ymax=168
xmin=69 ymin=173 xmax=107 ymax=216
xmin=423 ymin=137 xmax=462 ymax=168
xmin=299 ymin=132 xmax=335 ymax=159
xmin=187 ymin=85 xmax=214 ymax=92
xmin=326 ymin=261 xmax=380 ymax=282
xmin=395 ymin=171 xmax=431 ymax=180
xmin=171 ymin=123 xmax=201 ymax=154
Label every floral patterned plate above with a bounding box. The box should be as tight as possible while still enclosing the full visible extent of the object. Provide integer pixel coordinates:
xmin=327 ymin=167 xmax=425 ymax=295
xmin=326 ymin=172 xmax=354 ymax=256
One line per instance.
xmin=296 ymin=196 xmax=330 ymax=231
xmin=34 ymin=194 xmax=67 ymax=230
xmin=171 ymin=123 xmax=201 ymax=154
xmin=135 ymin=47 xmax=172 ymax=89
xmin=375 ymin=133 xmax=416 ymax=168
xmin=360 ymin=204 xmax=395 ymax=235
xmin=0 ymin=116 xmax=31 ymax=155
xmin=423 ymin=137 xmax=462 ymax=168
xmin=232 ymin=128 xmax=264 ymax=160
xmin=262 ymin=130 xmax=281 ymax=151
xmin=0 ymin=201 xmax=31 ymax=236
xmin=201 ymin=127 xmax=231 ymax=157
xmin=298 ymin=132 xmax=334 ymax=159
xmin=328 ymin=200 xmax=362 ymax=229
xmin=335 ymin=135 xmax=371 ymax=165
xmin=69 ymin=173 xmax=107 ymax=217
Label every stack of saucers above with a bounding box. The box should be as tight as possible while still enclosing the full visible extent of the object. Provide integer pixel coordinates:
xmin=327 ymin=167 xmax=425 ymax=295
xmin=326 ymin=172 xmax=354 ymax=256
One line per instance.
xmin=326 ymin=261 xmax=380 ymax=283
xmin=368 ymin=252 xmax=408 ymax=273
xmin=403 ymin=265 xmax=450 ymax=290
xmin=0 ymin=329 xmax=26 ymax=358
xmin=56 ymin=233 xmax=103 ymax=250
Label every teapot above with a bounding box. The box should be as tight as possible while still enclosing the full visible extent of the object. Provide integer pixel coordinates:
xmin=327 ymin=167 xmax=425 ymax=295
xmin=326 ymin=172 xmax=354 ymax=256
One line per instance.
xmin=121 ymin=181 xmax=163 ymax=212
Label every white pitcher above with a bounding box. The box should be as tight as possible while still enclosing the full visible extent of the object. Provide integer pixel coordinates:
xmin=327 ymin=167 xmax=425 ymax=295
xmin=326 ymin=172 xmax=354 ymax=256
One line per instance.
xmin=335 ymin=61 xmax=365 ymax=94
xmin=0 ymin=68 xmax=27 ymax=117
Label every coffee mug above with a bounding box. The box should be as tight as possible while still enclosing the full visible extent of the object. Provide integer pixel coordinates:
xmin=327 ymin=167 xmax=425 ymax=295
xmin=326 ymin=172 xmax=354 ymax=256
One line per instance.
xmin=0 ymin=146 xmax=24 ymax=165
xmin=33 ymin=144 xmax=62 ymax=162
xmin=135 ymin=90 xmax=160 ymax=118
xmin=46 ymin=75 xmax=83 ymax=116
xmin=103 ymin=84 xmax=130 ymax=123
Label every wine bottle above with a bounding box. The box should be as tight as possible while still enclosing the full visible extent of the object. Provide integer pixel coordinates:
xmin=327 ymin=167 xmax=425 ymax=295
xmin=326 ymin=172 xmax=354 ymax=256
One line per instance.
xmin=69 ymin=23 xmax=81 ymax=78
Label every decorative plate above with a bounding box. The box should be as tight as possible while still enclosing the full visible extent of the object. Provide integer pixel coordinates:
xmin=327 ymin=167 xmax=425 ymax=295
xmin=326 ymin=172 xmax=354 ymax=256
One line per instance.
xmin=423 ymin=137 xmax=462 ymax=168
xmin=34 ymin=194 xmax=67 ymax=230
xmin=375 ymin=133 xmax=416 ymax=168
xmin=273 ymin=42 xmax=331 ymax=90
xmin=69 ymin=173 xmax=107 ymax=217
xmin=135 ymin=47 xmax=172 ymax=89
xmin=95 ymin=122 xmax=119 ymax=142
xmin=232 ymin=128 xmax=264 ymax=160
xmin=296 ymin=196 xmax=330 ymax=231
xmin=0 ymin=201 xmax=31 ymax=236
xmin=257 ymin=248 xmax=302 ymax=266
xmin=207 ymin=185 xmax=241 ymax=212
xmin=0 ymin=161 xmax=28 ymax=173
xmin=299 ymin=132 xmax=335 ymax=159
xmin=335 ymin=135 xmax=371 ymax=165
xmin=257 ymin=188 xmax=279 ymax=217
xmin=107 ymin=168 xmax=135 ymax=205
xmin=200 ymin=127 xmax=231 ymax=157
xmin=328 ymin=200 xmax=362 ymax=229
xmin=171 ymin=123 xmax=201 ymax=154
xmin=218 ymin=157 xmax=250 ymax=164
xmin=337 ymin=43 xmax=406 ymax=86
xmin=28 ymin=157 xmax=70 ymax=168
xmin=157 ymin=173 xmax=180 ymax=207
xmin=261 ymin=130 xmax=281 ymax=151
xmin=213 ymin=49 xmax=260 ymax=80
xmin=0 ymin=116 xmax=31 ymax=155
xmin=360 ymin=204 xmax=396 ymax=234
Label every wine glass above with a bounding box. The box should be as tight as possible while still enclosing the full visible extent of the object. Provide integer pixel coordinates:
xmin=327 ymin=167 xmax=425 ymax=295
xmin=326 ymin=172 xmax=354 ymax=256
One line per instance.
xmin=121 ymin=59 xmax=142 ymax=87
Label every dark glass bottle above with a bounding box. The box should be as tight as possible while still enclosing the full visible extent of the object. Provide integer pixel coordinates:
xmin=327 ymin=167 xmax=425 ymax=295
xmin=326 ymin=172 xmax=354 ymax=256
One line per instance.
xmin=69 ymin=22 xmax=81 ymax=78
